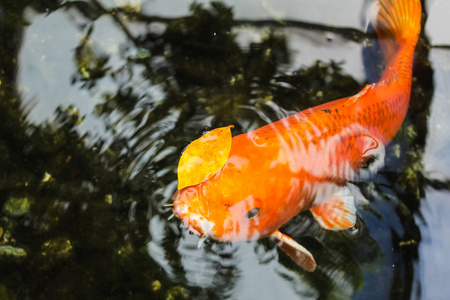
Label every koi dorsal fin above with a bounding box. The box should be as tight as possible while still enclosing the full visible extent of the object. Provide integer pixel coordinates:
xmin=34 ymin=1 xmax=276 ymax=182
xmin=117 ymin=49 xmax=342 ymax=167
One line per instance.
xmin=310 ymin=186 xmax=356 ymax=231
xmin=373 ymin=0 xmax=421 ymax=64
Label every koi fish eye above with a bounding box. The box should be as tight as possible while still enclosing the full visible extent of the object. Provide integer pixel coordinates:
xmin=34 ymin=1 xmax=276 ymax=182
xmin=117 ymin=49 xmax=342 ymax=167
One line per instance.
xmin=244 ymin=207 xmax=261 ymax=219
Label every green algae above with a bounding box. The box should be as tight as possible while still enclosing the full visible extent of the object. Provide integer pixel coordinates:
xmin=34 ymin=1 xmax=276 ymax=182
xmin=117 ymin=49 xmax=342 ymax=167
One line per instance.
xmin=0 ymin=245 xmax=27 ymax=258
xmin=2 ymin=195 xmax=32 ymax=217
xmin=166 ymin=286 xmax=189 ymax=300
xmin=40 ymin=237 xmax=73 ymax=260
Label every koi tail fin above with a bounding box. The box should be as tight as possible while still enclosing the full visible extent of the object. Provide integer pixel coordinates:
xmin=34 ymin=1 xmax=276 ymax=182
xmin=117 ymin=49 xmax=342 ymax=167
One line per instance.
xmin=374 ymin=0 xmax=422 ymax=64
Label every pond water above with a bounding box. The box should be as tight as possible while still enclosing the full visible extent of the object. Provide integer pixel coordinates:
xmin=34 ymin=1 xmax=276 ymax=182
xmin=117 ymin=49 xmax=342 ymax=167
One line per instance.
xmin=0 ymin=0 xmax=449 ymax=299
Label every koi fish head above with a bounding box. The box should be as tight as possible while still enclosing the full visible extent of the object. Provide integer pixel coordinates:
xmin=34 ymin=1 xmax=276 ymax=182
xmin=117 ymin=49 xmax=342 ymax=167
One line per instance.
xmin=172 ymin=169 xmax=275 ymax=242
xmin=172 ymin=125 xmax=305 ymax=242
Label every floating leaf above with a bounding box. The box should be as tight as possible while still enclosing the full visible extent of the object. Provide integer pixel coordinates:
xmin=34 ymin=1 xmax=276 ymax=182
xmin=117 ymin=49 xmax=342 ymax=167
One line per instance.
xmin=177 ymin=125 xmax=234 ymax=190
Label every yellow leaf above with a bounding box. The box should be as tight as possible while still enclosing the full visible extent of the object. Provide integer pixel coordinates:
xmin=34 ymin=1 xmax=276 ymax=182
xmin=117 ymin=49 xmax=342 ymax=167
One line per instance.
xmin=177 ymin=125 xmax=234 ymax=190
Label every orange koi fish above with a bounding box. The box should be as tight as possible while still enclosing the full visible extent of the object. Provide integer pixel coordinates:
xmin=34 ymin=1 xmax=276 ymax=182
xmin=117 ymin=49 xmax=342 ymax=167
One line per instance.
xmin=172 ymin=0 xmax=421 ymax=272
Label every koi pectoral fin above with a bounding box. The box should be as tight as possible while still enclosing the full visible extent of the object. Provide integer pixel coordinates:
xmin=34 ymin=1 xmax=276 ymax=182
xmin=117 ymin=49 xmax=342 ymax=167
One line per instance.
xmin=271 ymin=230 xmax=316 ymax=272
xmin=310 ymin=186 xmax=356 ymax=231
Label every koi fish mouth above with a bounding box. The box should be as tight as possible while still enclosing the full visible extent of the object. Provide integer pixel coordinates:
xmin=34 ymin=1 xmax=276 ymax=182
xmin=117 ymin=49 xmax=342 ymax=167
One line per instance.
xmin=173 ymin=201 xmax=216 ymax=238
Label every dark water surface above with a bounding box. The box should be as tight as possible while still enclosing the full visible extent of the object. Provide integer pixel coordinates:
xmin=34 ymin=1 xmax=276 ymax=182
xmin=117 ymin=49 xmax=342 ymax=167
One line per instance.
xmin=0 ymin=0 xmax=449 ymax=299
